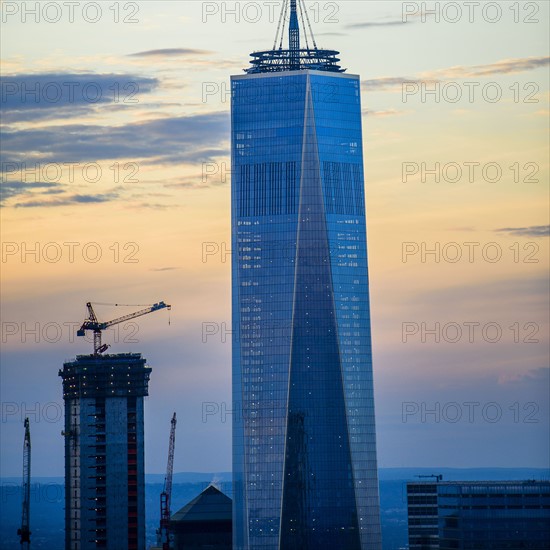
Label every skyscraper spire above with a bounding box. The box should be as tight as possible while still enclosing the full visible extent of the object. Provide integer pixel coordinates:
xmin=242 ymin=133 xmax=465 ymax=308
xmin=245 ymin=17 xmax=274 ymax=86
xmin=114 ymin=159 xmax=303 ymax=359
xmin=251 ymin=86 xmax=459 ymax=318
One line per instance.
xmin=245 ymin=0 xmax=344 ymax=74
xmin=289 ymin=0 xmax=300 ymax=51
xmin=289 ymin=0 xmax=300 ymax=68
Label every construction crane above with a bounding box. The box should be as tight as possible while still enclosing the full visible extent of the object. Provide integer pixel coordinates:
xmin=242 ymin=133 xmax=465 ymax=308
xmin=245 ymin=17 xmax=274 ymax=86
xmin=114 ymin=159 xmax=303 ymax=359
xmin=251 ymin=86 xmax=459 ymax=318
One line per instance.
xmin=158 ymin=412 xmax=177 ymax=550
xmin=77 ymin=301 xmax=171 ymax=355
xmin=415 ymin=474 xmax=443 ymax=482
xmin=17 ymin=418 xmax=31 ymax=549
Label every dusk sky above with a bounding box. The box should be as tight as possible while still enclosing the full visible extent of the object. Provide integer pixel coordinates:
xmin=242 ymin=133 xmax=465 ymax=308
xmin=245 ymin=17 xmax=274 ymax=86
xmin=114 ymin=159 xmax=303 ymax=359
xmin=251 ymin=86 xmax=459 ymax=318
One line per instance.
xmin=1 ymin=1 xmax=549 ymax=478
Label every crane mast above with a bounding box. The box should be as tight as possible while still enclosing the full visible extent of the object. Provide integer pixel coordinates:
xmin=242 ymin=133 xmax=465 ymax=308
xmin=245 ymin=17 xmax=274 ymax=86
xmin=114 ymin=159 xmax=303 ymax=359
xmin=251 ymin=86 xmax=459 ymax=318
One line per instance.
xmin=159 ymin=413 xmax=177 ymax=550
xmin=17 ymin=418 xmax=31 ymax=549
xmin=77 ymin=301 xmax=171 ymax=355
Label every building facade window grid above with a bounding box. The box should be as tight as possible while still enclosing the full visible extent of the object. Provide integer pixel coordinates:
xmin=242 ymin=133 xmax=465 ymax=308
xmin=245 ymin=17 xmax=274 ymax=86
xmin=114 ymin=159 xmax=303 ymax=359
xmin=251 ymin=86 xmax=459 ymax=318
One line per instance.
xmin=232 ymin=70 xmax=381 ymax=550
xmin=407 ymin=481 xmax=550 ymax=550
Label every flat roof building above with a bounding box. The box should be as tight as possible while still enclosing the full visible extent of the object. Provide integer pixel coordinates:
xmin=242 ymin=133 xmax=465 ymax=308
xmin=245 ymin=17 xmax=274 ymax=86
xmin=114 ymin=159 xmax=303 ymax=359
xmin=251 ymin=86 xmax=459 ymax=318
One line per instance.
xmin=407 ymin=480 xmax=550 ymax=550
xmin=59 ymin=353 xmax=151 ymax=550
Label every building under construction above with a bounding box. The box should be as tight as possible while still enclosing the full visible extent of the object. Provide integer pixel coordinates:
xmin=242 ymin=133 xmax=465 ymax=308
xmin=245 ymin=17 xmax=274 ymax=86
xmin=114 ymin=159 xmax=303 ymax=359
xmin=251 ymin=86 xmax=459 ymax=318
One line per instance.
xmin=59 ymin=352 xmax=151 ymax=550
xmin=59 ymin=301 xmax=169 ymax=549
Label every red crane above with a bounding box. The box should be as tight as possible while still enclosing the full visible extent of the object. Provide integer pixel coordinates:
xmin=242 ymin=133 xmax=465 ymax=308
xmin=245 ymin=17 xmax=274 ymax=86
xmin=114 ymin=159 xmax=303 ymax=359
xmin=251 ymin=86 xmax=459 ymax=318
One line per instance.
xmin=158 ymin=412 xmax=177 ymax=549
xmin=17 ymin=418 xmax=31 ymax=549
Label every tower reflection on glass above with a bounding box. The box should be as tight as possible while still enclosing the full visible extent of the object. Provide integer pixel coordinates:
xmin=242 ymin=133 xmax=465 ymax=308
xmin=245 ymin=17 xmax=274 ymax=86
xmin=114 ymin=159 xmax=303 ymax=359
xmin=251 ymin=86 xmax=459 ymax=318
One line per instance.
xmin=231 ymin=2 xmax=382 ymax=548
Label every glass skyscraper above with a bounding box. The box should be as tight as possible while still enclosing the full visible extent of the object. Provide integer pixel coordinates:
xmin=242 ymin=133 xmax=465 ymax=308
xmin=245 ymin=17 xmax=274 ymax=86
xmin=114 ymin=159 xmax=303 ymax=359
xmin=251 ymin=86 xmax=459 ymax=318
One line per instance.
xmin=231 ymin=2 xmax=381 ymax=548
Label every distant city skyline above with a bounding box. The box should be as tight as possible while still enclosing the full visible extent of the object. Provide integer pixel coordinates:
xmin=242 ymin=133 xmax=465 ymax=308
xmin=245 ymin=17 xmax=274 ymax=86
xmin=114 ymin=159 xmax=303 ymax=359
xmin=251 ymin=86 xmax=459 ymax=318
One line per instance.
xmin=1 ymin=1 xmax=549 ymax=480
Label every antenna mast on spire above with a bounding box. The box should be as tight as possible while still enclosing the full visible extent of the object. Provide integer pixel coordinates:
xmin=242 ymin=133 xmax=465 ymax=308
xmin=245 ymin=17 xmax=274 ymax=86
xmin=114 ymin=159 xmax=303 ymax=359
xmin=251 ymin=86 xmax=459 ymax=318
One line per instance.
xmin=289 ymin=0 xmax=300 ymax=68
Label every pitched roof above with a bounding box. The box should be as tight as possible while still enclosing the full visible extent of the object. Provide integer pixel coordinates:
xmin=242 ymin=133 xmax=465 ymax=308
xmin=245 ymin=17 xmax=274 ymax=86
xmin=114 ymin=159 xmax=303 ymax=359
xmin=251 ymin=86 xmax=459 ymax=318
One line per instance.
xmin=171 ymin=485 xmax=232 ymax=523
